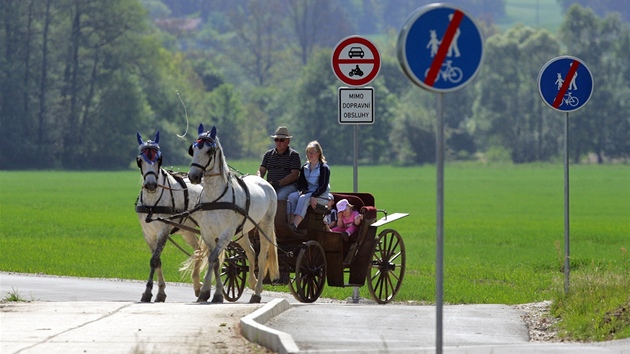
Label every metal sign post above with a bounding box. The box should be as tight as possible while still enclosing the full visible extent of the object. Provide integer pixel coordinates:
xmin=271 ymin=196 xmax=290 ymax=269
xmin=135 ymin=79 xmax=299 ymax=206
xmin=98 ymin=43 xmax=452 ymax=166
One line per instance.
xmin=398 ymin=5 xmax=484 ymax=353
xmin=537 ymin=56 xmax=593 ymax=294
xmin=332 ymin=36 xmax=381 ymax=304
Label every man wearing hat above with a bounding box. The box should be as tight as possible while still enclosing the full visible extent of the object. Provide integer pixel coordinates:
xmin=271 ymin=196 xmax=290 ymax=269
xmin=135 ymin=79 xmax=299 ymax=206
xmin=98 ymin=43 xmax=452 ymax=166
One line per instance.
xmin=257 ymin=126 xmax=302 ymax=201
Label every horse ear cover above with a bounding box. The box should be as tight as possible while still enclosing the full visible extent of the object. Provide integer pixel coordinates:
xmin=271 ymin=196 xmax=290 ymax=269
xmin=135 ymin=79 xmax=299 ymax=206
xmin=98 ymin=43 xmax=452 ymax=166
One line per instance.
xmin=137 ymin=132 xmax=143 ymax=146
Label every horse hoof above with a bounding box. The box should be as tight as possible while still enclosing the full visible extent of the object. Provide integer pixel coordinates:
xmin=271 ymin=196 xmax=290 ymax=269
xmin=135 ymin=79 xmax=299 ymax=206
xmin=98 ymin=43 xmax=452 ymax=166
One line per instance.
xmin=141 ymin=293 xmax=152 ymax=303
xmin=155 ymin=293 xmax=167 ymax=302
xmin=194 ymin=289 xmax=200 ymax=297
xmin=211 ymin=293 xmax=224 ymax=303
xmin=197 ymin=290 xmax=211 ymax=302
xmin=249 ymin=294 xmax=262 ymax=303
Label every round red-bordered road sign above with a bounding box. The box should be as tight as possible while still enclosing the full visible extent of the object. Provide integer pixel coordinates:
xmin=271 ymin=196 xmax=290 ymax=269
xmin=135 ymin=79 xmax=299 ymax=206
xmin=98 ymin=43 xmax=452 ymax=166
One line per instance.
xmin=331 ymin=36 xmax=381 ymax=87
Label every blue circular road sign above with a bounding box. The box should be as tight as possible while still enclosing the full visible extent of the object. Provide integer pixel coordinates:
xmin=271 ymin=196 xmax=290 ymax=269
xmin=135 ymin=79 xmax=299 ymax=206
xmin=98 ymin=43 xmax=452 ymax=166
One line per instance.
xmin=538 ymin=56 xmax=593 ymax=113
xmin=397 ymin=4 xmax=484 ymax=92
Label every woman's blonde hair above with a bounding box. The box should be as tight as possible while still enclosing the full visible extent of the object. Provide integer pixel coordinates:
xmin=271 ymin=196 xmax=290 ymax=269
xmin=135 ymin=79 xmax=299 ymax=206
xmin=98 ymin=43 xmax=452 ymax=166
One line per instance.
xmin=306 ymin=140 xmax=326 ymax=164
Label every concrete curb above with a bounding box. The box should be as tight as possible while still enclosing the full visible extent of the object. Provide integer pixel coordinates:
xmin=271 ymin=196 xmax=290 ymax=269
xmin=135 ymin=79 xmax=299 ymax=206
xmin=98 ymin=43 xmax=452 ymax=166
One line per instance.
xmin=241 ymin=298 xmax=299 ymax=354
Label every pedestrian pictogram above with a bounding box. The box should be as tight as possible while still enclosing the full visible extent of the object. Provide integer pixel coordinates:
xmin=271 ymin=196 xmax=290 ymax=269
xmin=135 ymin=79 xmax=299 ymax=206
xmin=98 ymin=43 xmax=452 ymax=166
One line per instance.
xmin=538 ymin=56 xmax=593 ymax=113
xmin=331 ymin=36 xmax=381 ymax=87
xmin=397 ymin=4 xmax=484 ymax=92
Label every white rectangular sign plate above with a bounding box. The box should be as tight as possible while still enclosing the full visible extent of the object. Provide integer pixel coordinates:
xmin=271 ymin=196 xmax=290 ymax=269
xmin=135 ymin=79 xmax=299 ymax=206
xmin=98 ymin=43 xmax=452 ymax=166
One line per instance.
xmin=338 ymin=87 xmax=374 ymax=125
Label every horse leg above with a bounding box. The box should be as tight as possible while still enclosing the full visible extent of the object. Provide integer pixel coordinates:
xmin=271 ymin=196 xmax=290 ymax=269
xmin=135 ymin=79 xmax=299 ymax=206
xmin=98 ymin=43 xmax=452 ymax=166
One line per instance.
xmin=197 ymin=257 xmax=213 ymax=303
xmin=154 ymin=235 xmax=169 ymax=302
xmin=250 ymin=221 xmax=279 ymax=304
xmin=197 ymin=241 xmax=224 ymax=302
xmin=155 ymin=266 xmax=167 ymax=302
xmin=192 ymin=253 xmax=202 ymax=298
xmin=142 ymin=234 xmax=168 ymax=302
xmin=211 ymin=232 xmax=234 ymax=303
xmin=211 ymin=260 xmax=223 ymax=303
xmin=141 ymin=263 xmax=155 ymax=303
xmin=238 ymin=236 xmax=258 ymax=290
xmin=250 ymin=235 xmax=269 ymax=304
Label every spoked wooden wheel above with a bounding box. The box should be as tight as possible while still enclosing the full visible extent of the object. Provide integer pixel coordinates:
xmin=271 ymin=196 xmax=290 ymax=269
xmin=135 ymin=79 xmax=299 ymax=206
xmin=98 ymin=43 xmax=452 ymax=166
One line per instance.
xmin=291 ymin=241 xmax=327 ymax=303
xmin=367 ymin=229 xmax=406 ymax=304
xmin=221 ymin=242 xmax=248 ymax=302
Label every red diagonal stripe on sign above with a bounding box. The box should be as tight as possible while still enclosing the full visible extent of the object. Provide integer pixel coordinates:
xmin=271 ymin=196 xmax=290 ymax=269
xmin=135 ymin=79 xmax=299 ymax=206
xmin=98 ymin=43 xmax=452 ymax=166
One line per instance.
xmin=424 ymin=10 xmax=464 ymax=87
xmin=552 ymin=60 xmax=580 ymax=108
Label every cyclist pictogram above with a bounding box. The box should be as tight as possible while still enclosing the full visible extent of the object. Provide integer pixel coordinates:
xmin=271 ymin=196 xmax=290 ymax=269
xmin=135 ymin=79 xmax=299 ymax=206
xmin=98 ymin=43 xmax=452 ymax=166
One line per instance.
xmin=424 ymin=60 xmax=462 ymax=83
xmin=561 ymin=92 xmax=579 ymax=107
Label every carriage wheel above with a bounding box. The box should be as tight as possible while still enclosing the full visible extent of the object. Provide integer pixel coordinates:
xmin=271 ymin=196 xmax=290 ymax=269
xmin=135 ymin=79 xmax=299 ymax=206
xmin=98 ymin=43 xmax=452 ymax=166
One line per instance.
xmin=367 ymin=229 xmax=406 ymax=304
xmin=292 ymin=241 xmax=327 ymax=303
xmin=221 ymin=242 xmax=248 ymax=302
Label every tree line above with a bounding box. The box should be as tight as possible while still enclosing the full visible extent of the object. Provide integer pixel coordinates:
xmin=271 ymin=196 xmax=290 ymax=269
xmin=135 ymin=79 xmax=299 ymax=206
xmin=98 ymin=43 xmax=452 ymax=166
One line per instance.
xmin=0 ymin=0 xmax=628 ymax=169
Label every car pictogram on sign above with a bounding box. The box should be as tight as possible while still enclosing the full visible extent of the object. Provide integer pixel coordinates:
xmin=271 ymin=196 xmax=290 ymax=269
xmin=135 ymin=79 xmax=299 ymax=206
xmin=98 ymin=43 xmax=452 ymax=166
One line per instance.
xmin=348 ymin=47 xmax=364 ymax=58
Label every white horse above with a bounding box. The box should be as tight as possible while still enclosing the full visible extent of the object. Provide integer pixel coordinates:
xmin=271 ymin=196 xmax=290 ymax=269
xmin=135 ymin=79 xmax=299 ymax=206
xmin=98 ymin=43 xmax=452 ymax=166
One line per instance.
xmin=188 ymin=124 xmax=279 ymax=303
xmin=135 ymin=131 xmax=207 ymax=302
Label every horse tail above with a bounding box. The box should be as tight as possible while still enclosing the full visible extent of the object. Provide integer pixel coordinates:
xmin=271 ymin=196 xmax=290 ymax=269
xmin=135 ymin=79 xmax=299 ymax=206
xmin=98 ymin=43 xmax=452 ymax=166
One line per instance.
xmin=179 ymin=240 xmax=209 ymax=277
xmin=264 ymin=228 xmax=280 ymax=281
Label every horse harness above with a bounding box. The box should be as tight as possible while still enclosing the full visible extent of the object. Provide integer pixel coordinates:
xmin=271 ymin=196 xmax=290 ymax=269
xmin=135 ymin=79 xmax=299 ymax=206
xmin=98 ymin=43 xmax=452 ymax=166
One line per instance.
xmin=135 ymin=169 xmax=200 ymax=246
xmin=195 ymin=172 xmax=251 ymax=237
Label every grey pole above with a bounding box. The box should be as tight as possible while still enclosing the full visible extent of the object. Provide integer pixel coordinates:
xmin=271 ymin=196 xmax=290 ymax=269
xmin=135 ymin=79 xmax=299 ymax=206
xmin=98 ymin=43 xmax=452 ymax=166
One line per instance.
xmin=353 ymin=124 xmax=359 ymax=193
xmin=564 ymin=113 xmax=570 ymax=294
xmin=352 ymin=123 xmax=360 ymax=303
xmin=436 ymin=93 xmax=444 ymax=354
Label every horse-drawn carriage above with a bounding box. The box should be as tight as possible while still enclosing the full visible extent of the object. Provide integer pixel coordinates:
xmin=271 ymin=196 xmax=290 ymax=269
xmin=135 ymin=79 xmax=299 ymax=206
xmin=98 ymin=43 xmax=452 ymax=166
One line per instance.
xmin=223 ymin=193 xmax=408 ymax=304
xmin=136 ymin=126 xmax=408 ymax=304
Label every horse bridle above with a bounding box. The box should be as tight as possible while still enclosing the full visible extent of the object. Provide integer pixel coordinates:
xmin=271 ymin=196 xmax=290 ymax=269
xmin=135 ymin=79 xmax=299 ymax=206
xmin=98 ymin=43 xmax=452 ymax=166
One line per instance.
xmin=189 ymin=136 xmax=222 ymax=177
xmin=137 ymin=147 xmax=162 ymax=180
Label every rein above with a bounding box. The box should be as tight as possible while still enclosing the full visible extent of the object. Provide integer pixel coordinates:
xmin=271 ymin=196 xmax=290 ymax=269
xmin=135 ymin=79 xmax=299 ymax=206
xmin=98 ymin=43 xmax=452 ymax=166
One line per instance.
xmin=136 ymin=169 xmax=199 ymax=255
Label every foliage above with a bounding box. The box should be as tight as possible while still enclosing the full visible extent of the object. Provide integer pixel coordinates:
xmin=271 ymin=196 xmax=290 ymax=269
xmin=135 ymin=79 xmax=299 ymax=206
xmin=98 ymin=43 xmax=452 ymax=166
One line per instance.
xmin=551 ymin=263 xmax=630 ymax=341
xmin=556 ymin=0 xmax=630 ymax=22
xmin=471 ymin=25 xmax=563 ymax=163
xmin=559 ymin=4 xmax=630 ymax=162
xmin=1 ymin=1 xmax=629 ymax=169
xmin=2 ymin=287 xmax=29 ymax=302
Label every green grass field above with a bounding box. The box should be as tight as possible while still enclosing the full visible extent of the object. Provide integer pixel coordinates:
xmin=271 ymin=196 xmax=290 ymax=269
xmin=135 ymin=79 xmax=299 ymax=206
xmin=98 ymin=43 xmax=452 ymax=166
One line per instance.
xmin=1 ymin=163 xmax=628 ymax=339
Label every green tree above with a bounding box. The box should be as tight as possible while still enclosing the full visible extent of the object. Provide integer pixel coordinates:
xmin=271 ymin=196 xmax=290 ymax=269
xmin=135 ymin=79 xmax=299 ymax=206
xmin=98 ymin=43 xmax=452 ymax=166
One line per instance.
xmin=389 ymin=90 xmax=435 ymax=165
xmin=470 ymin=25 xmax=562 ymax=163
xmin=559 ymin=4 xmax=630 ymax=162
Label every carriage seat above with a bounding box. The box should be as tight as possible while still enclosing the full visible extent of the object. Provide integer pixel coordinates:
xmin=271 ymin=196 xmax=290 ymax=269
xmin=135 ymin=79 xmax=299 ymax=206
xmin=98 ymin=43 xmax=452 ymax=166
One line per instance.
xmin=313 ymin=193 xmax=379 ymax=286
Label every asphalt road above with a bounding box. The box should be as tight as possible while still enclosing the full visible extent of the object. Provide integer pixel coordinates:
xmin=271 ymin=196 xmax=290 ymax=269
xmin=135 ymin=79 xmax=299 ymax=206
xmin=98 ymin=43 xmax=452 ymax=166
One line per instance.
xmin=2 ymin=272 xmax=629 ymax=354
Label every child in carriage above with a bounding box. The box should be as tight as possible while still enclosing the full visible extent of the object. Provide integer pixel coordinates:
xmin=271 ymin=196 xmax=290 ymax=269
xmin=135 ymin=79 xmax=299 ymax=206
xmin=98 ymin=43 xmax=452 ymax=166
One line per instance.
xmin=323 ymin=194 xmax=337 ymax=230
xmin=330 ymin=198 xmax=362 ymax=239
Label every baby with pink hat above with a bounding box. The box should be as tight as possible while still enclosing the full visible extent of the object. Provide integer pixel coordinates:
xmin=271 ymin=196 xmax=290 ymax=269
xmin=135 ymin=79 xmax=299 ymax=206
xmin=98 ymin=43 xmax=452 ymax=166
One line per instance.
xmin=330 ymin=198 xmax=362 ymax=237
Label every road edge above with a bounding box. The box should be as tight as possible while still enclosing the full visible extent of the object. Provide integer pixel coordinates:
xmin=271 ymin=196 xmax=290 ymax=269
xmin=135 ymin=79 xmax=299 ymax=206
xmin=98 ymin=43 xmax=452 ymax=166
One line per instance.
xmin=240 ymin=298 xmax=299 ymax=354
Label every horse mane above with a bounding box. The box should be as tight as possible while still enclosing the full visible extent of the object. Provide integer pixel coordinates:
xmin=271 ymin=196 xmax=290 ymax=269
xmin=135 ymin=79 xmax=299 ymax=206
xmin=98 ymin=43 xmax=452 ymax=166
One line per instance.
xmin=213 ymin=135 xmax=230 ymax=184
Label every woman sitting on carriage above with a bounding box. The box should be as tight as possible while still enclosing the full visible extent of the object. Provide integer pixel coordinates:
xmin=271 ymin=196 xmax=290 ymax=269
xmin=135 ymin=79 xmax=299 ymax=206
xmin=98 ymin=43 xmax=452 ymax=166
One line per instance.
xmin=287 ymin=141 xmax=331 ymax=232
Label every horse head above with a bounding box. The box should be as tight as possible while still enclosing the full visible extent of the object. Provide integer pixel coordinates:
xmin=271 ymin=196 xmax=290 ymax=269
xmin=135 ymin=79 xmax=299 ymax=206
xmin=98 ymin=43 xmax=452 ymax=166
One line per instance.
xmin=188 ymin=124 xmax=227 ymax=184
xmin=136 ymin=131 xmax=162 ymax=192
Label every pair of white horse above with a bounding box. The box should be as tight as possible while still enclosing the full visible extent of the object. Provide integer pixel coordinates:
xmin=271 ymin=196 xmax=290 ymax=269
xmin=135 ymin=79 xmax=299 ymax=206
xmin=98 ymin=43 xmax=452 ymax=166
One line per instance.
xmin=136 ymin=125 xmax=279 ymax=303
